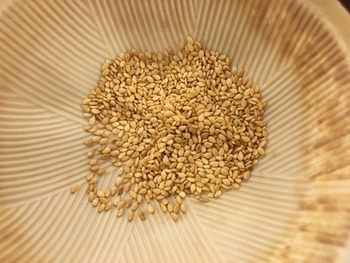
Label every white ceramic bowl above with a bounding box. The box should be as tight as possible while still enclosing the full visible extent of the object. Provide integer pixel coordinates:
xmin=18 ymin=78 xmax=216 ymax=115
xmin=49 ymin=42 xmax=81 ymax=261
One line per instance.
xmin=1 ymin=0 xmax=350 ymax=262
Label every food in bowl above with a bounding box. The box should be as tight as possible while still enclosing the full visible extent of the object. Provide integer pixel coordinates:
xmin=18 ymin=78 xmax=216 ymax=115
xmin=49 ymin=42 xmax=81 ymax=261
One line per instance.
xmin=76 ymin=37 xmax=267 ymax=221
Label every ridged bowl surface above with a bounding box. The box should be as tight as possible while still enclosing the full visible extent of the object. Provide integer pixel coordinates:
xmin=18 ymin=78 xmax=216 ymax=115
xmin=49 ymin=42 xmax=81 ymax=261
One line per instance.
xmin=0 ymin=0 xmax=350 ymax=262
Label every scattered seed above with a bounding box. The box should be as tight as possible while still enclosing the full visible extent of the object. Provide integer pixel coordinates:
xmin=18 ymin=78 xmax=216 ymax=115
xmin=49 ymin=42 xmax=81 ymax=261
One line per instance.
xmin=105 ymin=201 xmax=112 ymax=211
xmin=71 ymin=183 xmax=79 ymax=193
xmin=173 ymin=204 xmax=180 ymax=213
xmin=131 ymin=200 xmax=139 ymax=211
xmin=160 ymin=203 xmax=167 ymax=213
xmin=180 ymin=203 xmax=187 ymax=213
xmin=179 ymin=191 xmax=186 ymax=198
xmin=98 ymin=203 xmax=105 ymax=213
xmin=128 ymin=211 xmax=134 ymax=221
xmin=80 ymin=37 xmax=267 ymax=222
xmin=88 ymin=192 xmax=94 ymax=202
xmin=139 ymin=210 xmax=146 ymax=220
xmin=117 ymin=208 xmax=124 ymax=217
xmin=167 ymin=203 xmax=173 ymax=213
xmin=170 ymin=212 xmax=179 ymax=222
xmin=148 ymin=203 xmax=155 ymax=214
xmin=92 ymin=198 xmax=99 ymax=207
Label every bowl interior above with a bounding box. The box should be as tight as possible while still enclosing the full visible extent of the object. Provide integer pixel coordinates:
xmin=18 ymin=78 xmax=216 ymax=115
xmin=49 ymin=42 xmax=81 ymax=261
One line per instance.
xmin=0 ymin=0 xmax=350 ymax=262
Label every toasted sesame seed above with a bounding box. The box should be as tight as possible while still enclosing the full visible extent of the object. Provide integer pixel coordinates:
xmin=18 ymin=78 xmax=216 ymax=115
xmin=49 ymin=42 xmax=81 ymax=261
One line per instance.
xmin=71 ymin=183 xmax=79 ymax=193
xmin=117 ymin=208 xmax=124 ymax=217
xmin=80 ymin=37 xmax=267 ymax=222
xmin=139 ymin=210 xmax=146 ymax=221
xmin=180 ymin=204 xmax=187 ymax=213
xmin=148 ymin=203 xmax=155 ymax=214
xmin=170 ymin=212 xmax=179 ymax=222
xmin=128 ymin=211 xmax=134 ymax=221
xmin=98 ymin=203 xmax=105 ymax=213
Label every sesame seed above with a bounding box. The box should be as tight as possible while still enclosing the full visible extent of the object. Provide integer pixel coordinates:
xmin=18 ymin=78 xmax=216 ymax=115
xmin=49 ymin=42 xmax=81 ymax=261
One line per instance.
xmin=80 ymin=37 xmax=267 ymax=222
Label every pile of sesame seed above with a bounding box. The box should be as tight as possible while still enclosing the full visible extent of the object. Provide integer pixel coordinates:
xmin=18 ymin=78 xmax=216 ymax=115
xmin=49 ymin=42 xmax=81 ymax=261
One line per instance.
xmin=77 ymin=37 xmax=267 ymax=221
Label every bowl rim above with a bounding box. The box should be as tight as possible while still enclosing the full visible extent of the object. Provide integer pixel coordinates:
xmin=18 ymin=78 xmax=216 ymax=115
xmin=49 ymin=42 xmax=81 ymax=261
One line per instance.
xmin=308 ymin=0 xmax=350 ymax=60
